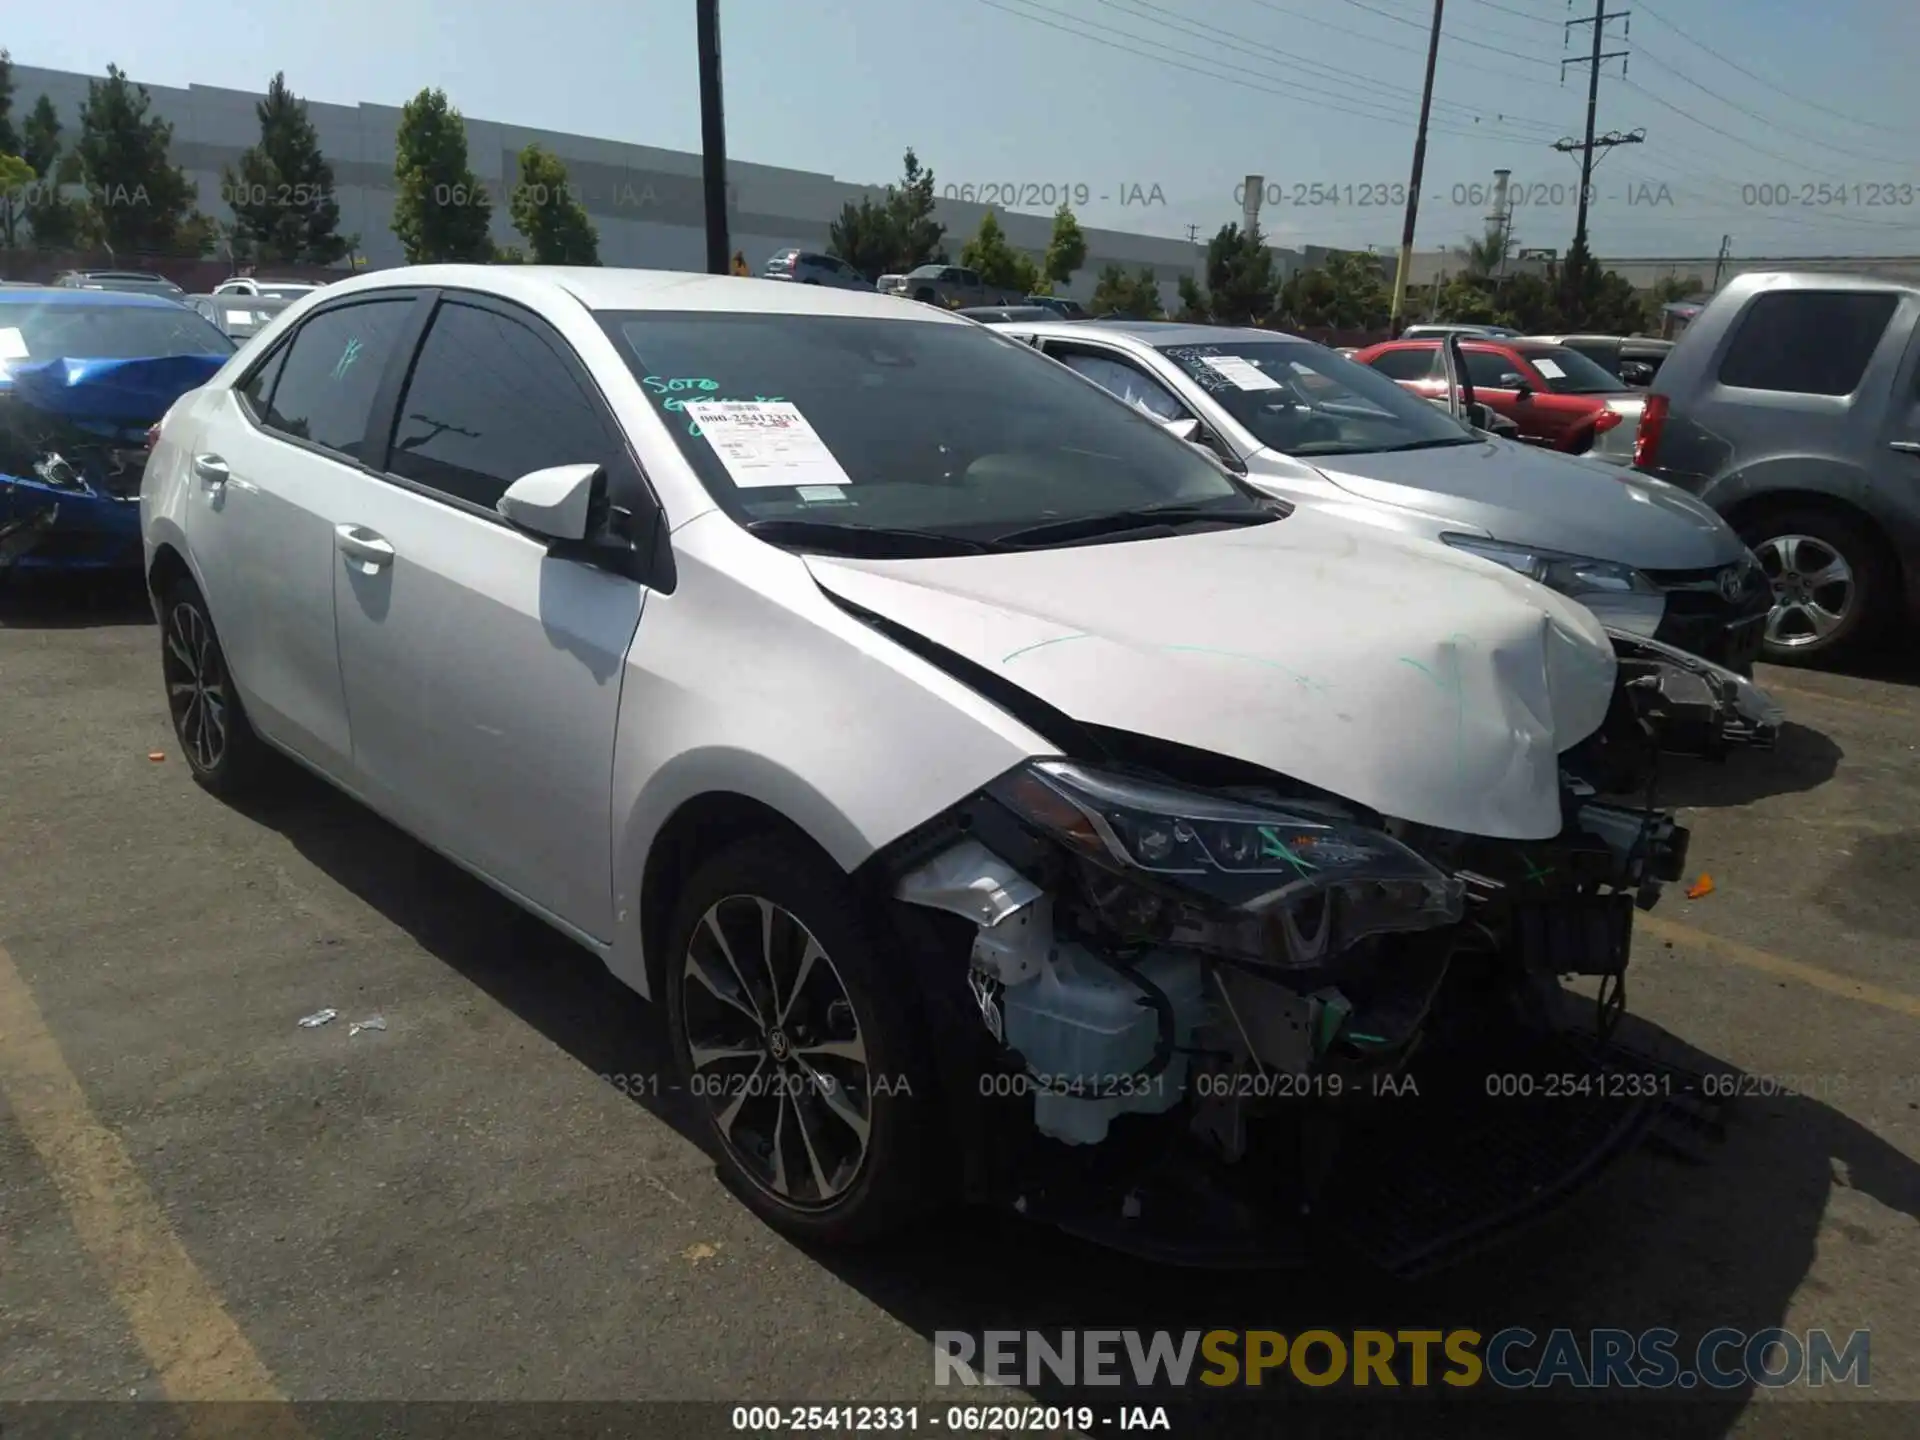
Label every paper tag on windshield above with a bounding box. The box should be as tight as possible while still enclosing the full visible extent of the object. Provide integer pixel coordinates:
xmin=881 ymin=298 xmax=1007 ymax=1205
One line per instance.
xmin=685 ymin=401 xmax=854 ymax=490
xmin=1198 ymin=354 xmax=1283 ymax=391
xmin=1532 ymin=357 xmax=1565 ymax=379
xmin=0 ymin=328 xmax=28 ymax=361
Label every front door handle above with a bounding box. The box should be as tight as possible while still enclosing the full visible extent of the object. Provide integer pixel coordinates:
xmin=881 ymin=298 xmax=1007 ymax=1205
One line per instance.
xmin=192 ymin=454 xmax=230 ymax=488
xmin=335 ymin=524 xmax=396 ymax=568
xmin=1891 ymin=441 xmax=1920 ymax=455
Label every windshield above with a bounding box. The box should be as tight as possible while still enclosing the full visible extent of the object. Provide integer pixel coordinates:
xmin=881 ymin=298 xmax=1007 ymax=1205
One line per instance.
xmin=601 ymin=311 xmax=1260 ymax=544
xmin=0 ymin=301 xmax=236 ymax=362
xmin=253 ymin=284 xmax=316 ymax=300
xmin=1514 ymin=344 xmax=1625 ymax=395
xmin=1154 ymin=339 xmax=1477 ymax=456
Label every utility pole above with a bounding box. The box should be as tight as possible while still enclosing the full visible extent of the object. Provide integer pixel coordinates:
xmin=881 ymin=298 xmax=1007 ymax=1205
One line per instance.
xmin=696 ymin=0 xmax=730 ymax=275
xmin=1710 ymin=233 xmax=1732 ymax=290
xmin=1389 ymin=0 xmax=1445 ymax=335
xmin=1557 ymin=0 xmax=1638 ymax=288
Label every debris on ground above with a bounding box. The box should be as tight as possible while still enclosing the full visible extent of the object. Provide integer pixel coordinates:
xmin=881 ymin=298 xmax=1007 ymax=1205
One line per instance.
xmin=683 ymin=1242 xmax=718 ymax=1263
xmin=1686 ymin=874 xmax=1715 ymax=900
xmin=349 ymin=1016 xmax=387 ymax=1036
xmin=297 ymin=1008 xmax=338 ymax=1029
xmin=147 ymin=751 xmax=165 ymax=762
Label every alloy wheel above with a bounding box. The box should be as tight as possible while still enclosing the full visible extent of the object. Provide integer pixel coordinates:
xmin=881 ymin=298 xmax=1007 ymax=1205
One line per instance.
xmin=680 ymin=895 xmax=873 ymax=1209
xmin=1755 ymin=533 xmax=1855 ymax=650
xmin=163 ymin=600 xmax=228 ymax=770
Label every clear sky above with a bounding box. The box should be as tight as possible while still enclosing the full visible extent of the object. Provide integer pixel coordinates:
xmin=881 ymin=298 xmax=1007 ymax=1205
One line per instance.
xmin=6 ymin=0 xmax=1918 ymax=260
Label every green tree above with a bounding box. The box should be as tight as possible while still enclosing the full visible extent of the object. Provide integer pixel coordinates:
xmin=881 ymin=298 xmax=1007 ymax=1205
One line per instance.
xmin=827 ymin=193 xmax=897 ymax=281
xmin=1457 ymin=228 xmax=1510 ymax=281
xmin=1276 ymin=251 xmax=1390 ymax=330
xmin=0 ymin=49 xmax=22 ymax=248
xmin=221 ymin=73 xmax=352 ymax=265
xmin=0 ymin=50 xmax=17 ymax=158
xmin=1089 ymin=263 xmax=1163 ymax=319
xmin=1204 ymin=222 xmax=1276 ymax=324
xmin=19 ymin=95 xmax=83 ymax=250
xmin=1175 ymin=273 xmax=1209 ymax=322
xmin=508 ymin=144 xmax=598 ymax=264
xmin=884 ymin=147 xmax=945 ymax=270
xmin=391 ymin=87 xmax=494 ymax=264
xmin=1040 ymin=203 xmax=1087 ymax=294
xmin=960 ymin=209 xmax=1039 ymax=293
xmin=73 ymin=66 xmax=211 ymax=255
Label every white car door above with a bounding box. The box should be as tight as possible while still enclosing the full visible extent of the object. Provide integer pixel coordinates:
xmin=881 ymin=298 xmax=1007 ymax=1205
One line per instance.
xmin=184 ymin=296 xmax=422 ymax=774
xmin=328 ymin=292 xmax=649 ymax=941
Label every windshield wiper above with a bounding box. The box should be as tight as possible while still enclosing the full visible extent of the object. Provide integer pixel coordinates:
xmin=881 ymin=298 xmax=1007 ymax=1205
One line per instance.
xmin=744 ymin=518 xmax=1006 ymax=557
xmin=1374 ymin=436 xmax=1482 ymax=453
xmin=990 ymin=500 xmax=1283 ymax=549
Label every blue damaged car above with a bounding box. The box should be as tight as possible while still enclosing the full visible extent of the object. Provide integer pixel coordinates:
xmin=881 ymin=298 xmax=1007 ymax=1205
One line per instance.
xmin=0 ymin=287 xmax=234 ymax=570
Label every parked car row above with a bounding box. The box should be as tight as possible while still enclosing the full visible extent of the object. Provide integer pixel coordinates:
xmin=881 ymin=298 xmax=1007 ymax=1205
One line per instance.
xmin=124 ymin=266 xmax=1766 ymax=1275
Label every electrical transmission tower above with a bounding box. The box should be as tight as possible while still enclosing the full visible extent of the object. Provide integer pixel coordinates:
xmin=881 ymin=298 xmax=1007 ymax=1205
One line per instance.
xmin=1557 ymin=0 xmax=1642 ymax=281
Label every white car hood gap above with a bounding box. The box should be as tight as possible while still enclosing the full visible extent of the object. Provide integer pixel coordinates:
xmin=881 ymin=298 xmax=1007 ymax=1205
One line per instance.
xmin=803 ymin=510 xmax=1618 ymax=840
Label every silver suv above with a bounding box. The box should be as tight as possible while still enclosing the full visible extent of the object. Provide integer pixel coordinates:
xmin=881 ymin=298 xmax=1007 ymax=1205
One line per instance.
xmin=1635 ymin=272 xmax=1920 ymax=663
xmin=762 ymin=249 xmax=875 ymax=291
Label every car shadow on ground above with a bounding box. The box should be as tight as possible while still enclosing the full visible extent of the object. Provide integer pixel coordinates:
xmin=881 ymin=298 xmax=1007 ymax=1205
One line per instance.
xmin=0 ymin=570 xmax=151 ymax=629
xmin=235 ymin=769 xmax=1919 ymax=1440
xmin=1764 ymin=633 xmax=1920 ymax=691
xmin=1651 ymin=721 xmax=1843 ymax=809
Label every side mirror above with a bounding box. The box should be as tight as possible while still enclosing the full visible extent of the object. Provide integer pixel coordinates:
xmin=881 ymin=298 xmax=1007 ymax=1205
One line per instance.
xmin=1507 ymin=378 xmax=1532 ymax=398
xmin=1161 ymin=416 xmax=1202 ymax=443
xmin=497 ymin=462 xmax=605 ymax=542
xmin=1465 ymin=401 xmax=1496 ymax=430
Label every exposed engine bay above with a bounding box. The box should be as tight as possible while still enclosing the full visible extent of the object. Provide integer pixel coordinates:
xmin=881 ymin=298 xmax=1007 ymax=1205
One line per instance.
xmin=875 ymin=660 xmax=1721 ymax=1276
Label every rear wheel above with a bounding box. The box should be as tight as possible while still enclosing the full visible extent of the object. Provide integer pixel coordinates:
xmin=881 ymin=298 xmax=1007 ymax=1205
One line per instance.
xmin=160 ymin=578 xmax=273 ymax=796
xmin=663 ymin=835 xmax=937 ymax=1245
xmin=1739 ymin=507 xmax=1891 ymax=665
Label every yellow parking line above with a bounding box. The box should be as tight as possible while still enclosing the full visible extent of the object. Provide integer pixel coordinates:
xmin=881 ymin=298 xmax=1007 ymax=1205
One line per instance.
xmin=0 ymin=940 xmax=294 ymax=1415
xmin=1638 ymin=913 xmax=1920 ymax=1019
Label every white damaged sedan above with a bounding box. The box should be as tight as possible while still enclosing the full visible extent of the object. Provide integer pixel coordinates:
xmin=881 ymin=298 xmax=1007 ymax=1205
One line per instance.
xmin=143 ymin=267 xmax=1699 ymax=1273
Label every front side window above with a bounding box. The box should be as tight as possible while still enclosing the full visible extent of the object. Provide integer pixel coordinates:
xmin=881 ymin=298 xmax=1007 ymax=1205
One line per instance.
xmin=1462 ymin=348 xmax=1524 ymax=391
xmin=1155 ymin=339 xmax=1476 ymax=457
xmin=389 ymin=301 xmax=611 ymax=509
xmin=602 ymin=311 xmax=1254 ymax=543
xmin=1717 ymin=290 xmax=1899 ymax=396
xmin=263 ymin=299 xmax=414 ymax=458
xmin=1365 ymin=348 xmax=1436 ymax=381
xmin=1054 ymin=350 xmax=1189 ymax=422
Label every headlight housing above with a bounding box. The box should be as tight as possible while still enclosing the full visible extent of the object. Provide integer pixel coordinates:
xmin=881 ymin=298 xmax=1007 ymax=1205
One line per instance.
xmin=988 ymin=761 xmax=1464 ymax=968
xmin=1441 ymin=533 xmax=1659 ymax=599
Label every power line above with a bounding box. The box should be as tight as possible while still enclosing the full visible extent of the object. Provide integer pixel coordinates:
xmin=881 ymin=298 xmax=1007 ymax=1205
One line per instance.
xmin=972 ymin=0 xmax=1560 ymax=146
xmin=1241 ymin=0 xmax=1577 ymax=90
xmin=1330 ymin=0 xmax=1565 ymax=64
xmin=1628 ymin=50 xmax=1910 ymax=167
xmin=1458 ymin=0 xmax=1562 ymax=25
xmin=1632 ymin=0 xmax=1911 ymax=139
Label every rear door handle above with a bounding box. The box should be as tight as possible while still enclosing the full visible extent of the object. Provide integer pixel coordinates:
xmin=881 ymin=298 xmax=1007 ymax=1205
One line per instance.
xmin=335 ymin=524 xmax=396 ymax=568
xmin=192 ymin=454 xmax=229 ymax=488
xmin=1891 ymin=441 xmax=1920 ymax=455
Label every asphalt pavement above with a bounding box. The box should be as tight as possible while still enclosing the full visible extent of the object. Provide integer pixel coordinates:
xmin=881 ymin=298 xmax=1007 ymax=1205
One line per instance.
xmin=1 ymin=575 xmax=1916 ymax=1440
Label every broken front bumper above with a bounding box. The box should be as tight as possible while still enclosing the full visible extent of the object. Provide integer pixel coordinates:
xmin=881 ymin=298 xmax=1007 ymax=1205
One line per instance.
xmin=0 ymin=468 xmax=143 ymax=571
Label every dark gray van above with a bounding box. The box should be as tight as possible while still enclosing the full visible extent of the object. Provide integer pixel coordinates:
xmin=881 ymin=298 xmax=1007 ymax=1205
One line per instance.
xmin=1634 ymin=271 xmax=1920 ymax=663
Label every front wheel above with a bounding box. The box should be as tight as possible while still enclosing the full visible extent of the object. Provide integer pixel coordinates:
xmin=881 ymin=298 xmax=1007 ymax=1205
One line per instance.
xmin=1739 ymin=508 xmax=1891 ymax=665
xmin=663 ymin=835 xmax=938 ymax=1244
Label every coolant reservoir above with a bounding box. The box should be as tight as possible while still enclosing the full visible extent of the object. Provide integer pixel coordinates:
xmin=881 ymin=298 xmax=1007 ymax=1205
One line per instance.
xmin=1001 ymin=945 xmax=1205 ymax=1145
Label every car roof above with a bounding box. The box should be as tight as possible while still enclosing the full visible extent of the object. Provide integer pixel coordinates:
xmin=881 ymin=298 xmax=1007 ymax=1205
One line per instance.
xmin=0 ymin=285 xmax=188 ymax=309
xmin=1056 ymin=319 xmax=1309 ymax=345
xmin=1715 ymin=270 xmax=1920 ymax=300
xmin=314 ymin=264 xmax=969 ymax=323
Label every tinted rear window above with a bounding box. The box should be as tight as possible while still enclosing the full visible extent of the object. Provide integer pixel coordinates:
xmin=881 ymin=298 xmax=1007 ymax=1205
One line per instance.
xmin=1717 ymin=291 xmax=1899 ymax=396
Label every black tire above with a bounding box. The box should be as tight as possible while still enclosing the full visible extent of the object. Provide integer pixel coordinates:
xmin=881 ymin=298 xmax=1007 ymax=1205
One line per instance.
xmin=663 ymin=834 xmax=937 ymax=1245
xmin=1737 ymin=506 xmax=1893 ymax=666
xmin=159 ymin=577 xmax=274 ymax=797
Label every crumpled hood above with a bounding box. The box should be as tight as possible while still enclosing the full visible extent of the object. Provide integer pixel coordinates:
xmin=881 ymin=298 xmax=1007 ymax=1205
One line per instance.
xmin=805 ymin=508 xmax=1620 ymax=840
xmin=1303 ymin=437 xmax=1742 ymax=570
xmin=2 ymin=355 xmax=228 ymax=423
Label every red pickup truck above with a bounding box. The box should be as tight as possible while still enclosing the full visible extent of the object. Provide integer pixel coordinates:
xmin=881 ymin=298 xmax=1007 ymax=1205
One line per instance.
xmin=1352 ymin=337 xmax=1637 ymax=454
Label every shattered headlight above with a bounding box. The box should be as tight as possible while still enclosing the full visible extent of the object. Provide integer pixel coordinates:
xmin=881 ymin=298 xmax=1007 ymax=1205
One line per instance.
xmin=989 ymin=761 xmax=1465 ymax=966
xmin=1442 ymin=533 xmax=1659 ymax=600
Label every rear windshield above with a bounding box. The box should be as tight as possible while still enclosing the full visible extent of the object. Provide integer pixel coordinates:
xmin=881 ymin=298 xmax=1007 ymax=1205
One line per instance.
xmin=599 ymin=310 xmax=1253 ymax=541
xmin=1512 ymin=344 xmax=1624 ymax=395
xmin=0 ymin=301 xmax=236 ymax=362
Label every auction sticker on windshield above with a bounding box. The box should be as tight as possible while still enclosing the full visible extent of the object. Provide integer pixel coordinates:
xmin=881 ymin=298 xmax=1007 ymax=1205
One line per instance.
xmin=1532 ymin=357 xmax=1566 ymax=379
xmin=1198 ymin=354 xmax=1284 ymax=391
xmin=684 ymin=400 xmax=854 ymax=490
xmin=0 ymin=328 xmax=28 ymax=361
